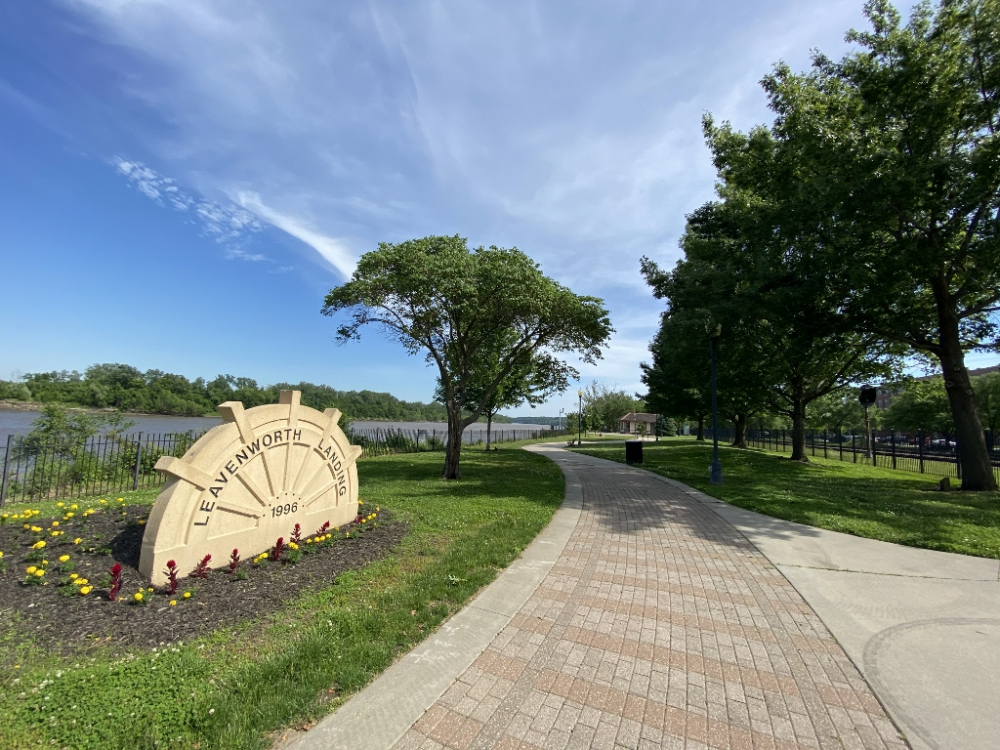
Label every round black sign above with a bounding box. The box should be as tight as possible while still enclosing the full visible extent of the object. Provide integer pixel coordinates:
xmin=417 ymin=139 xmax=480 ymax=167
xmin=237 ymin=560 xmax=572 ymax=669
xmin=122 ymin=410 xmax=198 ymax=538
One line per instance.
xmin=858 ymin=385 xmax=878 ymax=408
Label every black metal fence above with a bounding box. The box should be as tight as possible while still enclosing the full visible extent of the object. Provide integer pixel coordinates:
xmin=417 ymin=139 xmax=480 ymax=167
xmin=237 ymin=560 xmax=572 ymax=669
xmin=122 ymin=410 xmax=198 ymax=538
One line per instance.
xmin=704 ymin=427 xmax=1000 ymax=483
xmin=348 ymin=426 xmax=567 ymax=457
xmin=0 ymin=431 xmax=202 ymax=506
xmin=0 ymin=426 xmax=568 ymax=505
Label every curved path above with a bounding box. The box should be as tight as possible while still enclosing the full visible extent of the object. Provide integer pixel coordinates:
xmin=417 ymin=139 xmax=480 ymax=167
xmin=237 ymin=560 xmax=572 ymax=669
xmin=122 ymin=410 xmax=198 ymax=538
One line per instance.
xmin=288 ymin=444 xmax=999 ymax=750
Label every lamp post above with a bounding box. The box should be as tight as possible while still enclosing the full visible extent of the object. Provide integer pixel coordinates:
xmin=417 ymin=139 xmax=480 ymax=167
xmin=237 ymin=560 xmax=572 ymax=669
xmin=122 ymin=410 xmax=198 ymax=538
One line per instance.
xmin=709 ymin=324 xmax=723 ymax=484
xmin=859 ymin=385 xmax=877 ymax=462
xmin=577 ymin=389 xmax=583 ymax=447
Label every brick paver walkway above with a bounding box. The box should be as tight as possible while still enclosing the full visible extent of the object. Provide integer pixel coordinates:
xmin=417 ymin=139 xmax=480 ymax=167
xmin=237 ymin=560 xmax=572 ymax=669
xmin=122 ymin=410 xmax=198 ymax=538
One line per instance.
xmin=391 ymin=452 xmax=907 ymax=750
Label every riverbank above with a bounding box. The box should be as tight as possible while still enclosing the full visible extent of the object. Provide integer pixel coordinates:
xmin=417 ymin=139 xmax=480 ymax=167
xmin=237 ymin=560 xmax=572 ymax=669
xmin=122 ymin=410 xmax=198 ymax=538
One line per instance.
xmin=0 ymin=399 xmax=216 ymax=417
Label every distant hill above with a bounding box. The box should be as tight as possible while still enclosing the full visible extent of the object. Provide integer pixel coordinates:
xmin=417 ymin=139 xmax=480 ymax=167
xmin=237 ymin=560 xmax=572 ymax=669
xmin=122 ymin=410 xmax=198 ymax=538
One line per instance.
xmin=505 ymin=416 xmax=563 ymax=426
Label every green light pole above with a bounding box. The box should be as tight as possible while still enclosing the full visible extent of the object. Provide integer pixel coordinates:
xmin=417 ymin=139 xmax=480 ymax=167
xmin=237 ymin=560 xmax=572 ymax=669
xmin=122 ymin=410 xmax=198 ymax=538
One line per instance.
xmin=577 ymin=389 xmax=583 ymax=446
xmin=709 ymin=324 xmax=723 ymax=484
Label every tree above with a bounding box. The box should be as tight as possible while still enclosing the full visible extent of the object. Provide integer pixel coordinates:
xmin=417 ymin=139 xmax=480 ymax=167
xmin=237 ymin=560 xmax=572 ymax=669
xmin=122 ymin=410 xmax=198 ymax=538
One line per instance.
xmin=438 ymin=342 xmax=575 ymax=450
xmin=740 ymin=0 xmax=1000 ymax=488
xmin=885 ymin=377 xmax=955 ymax=435
xmin=643 ymin=196 xmax=896 ymax=461
xmin=322 ymin=235 xmax=613 ymax=479
xmin=581 ymin=381 xmax=643 ymax=433
xmin=806 ymin=389 xmax=867 ymax=433
xmin=974 ymin=371 xmax=1000 ymax=436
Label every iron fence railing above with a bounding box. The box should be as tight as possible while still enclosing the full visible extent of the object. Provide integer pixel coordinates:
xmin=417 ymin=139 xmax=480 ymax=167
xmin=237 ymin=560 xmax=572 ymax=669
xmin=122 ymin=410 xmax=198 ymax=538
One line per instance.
xmin=0 ymin=426 xmax=568 ymax=505
xmin=719 ymin=427 xmax=1000 ymax=483
xmin=347 ymin=426 xmax=568 ymax=457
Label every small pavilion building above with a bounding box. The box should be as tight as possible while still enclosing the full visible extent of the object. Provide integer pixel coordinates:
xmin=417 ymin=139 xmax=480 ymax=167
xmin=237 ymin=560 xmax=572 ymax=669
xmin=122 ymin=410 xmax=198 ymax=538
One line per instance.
xmin=618 ymin=412 xmax=658 ymax=435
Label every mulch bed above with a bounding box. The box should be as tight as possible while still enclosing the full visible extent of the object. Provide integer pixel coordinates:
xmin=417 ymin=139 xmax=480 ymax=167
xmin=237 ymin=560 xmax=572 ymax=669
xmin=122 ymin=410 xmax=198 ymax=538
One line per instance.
xmin=0 ymin=504 xmax=406 ymax=653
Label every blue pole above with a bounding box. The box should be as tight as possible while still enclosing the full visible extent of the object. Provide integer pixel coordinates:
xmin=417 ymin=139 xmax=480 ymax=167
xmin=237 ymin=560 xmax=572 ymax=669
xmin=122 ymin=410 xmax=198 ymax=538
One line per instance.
xmin=710 ymin=335 xmax=722 ymax=484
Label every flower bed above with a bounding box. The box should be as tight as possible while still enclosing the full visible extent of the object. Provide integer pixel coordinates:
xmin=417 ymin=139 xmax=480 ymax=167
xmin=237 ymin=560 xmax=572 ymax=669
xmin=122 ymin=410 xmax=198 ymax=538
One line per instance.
xmin=0 ymin=500 xmax=403 ymax=651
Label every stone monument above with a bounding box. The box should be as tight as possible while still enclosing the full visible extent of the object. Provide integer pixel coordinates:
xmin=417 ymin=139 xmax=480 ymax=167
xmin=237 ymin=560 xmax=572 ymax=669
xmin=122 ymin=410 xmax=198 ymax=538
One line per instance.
xmin=139 ymin=390 xmax=362 ymax=585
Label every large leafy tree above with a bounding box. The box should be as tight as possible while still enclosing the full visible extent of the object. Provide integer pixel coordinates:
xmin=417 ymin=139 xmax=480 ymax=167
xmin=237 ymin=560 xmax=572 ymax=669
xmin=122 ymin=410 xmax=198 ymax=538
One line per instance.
xmin=644 ymin=196 xmax=894 ymax=461
xmin=885 ymin=377 xmax=955 ymax=434
xmin=974 ymin=371 xmax=1000 ymax=436
xmin=642 ymin=246 xmax=773 ymax=449
xmin=322 ymin=235 xmax=613 ymax=479
xmin=580 ymin=381 xmax=644 ymax=433
xmin=729 ymin=0 xmax=1000 ymax=488
xmin=438 ymin=343 xmax=575 ymax=450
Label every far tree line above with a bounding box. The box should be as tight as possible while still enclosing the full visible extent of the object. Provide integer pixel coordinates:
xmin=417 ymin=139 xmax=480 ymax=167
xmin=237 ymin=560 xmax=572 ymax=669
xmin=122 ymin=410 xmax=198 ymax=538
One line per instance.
xmin=641 ymin=0 xmax=1000 ymax=490
xmin=0 ymin=364 xmax=520 ymax=424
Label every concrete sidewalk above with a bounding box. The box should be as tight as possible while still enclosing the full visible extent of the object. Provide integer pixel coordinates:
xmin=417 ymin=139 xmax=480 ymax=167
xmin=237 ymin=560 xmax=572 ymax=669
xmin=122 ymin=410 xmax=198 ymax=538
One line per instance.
xmin=288 ymin=445 xmax=999 ymax=750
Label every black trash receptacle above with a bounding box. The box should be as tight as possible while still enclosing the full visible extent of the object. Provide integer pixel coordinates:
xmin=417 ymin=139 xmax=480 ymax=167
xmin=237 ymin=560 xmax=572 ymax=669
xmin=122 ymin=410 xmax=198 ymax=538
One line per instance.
xmin=625 ymin=440 xmax=643 ymax=464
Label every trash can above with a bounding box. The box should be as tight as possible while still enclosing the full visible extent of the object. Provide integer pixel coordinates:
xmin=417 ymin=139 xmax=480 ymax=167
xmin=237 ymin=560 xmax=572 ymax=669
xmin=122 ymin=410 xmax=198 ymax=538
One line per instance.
xmin=625 ymin=440 xmax=643 ymax=464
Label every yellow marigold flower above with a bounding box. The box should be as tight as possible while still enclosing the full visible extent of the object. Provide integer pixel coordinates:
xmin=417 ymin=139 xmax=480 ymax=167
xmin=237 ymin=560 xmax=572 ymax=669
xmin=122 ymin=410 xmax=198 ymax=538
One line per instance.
xmin=26 ymin=566 xmax=37 ymax=574
xmin=73 ymin=538 xmax=82 ymax=544
xmin=288 ymin=542 xmax=298 ymax=550
xmin=32 ymin=541 xmax=46 ymax=549
xmin=76 ymin=578 xmax=88 ymax=586
xmin=57 ymin=502 xmax=64 ymax=507
xmin=183 ymin=592 xmax=191 ymax=599
xmin=169 ymin=600 xmax=177 ymax=606
xmin=59 ymin=555 xmax=70 ymax=563
xmin=51 ymin=521 xmax=59 ymax=527
xmin=376 ymin=507 xmax=380 ymax=512
xmin=305 ymin=538 xmax=313 ymax=545
xmin=69 ymin=573 xmax=78 ymax=579
xmin=42 ymin=559 xmax=48 ymax=565
xmin=30 ymin=526 xmax=42 ymax=532
xmin=34 ymin=569 xmax=45 ymax=577
xmin=70 ymin=504 xmax=78 ymax=510
xmin=23 ymin=524 xmax=30 ymax=530
xmin=134 ymin=592 xmax=143 ymax=602
xmin=147 ymin=587 xmax=154 ymax=593
xmin=138 ymin=520 xmax=145 ymax=525
xmin=0 ymin=551 xmax=4 ymax=558
xmin=80 ymin=586 xmax=92 ymax=595
xmin=117 ymin=498 xmax=124 ymax=502
xmin=100 ymin=499 xmax=107 ymax=504
xmin=65 ymin=513 xmax=74 ymax=518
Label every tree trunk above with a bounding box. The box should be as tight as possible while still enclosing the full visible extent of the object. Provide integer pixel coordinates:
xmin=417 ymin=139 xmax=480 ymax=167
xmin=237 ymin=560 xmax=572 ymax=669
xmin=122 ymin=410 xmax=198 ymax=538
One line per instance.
xmin=695 ymin=415 xmax=705 ymax=441
xmin=937 ymin=315 xmax=997 ymax=491
xmin=731 ymin=414 xmax=748 ymax=449
xmin=442 ymin=405 xmax=464 ymax=479
xmin=486 ymin=412 xmax=493 ymax=451
xmin=790 ymin=396 xmax=809 ymax=462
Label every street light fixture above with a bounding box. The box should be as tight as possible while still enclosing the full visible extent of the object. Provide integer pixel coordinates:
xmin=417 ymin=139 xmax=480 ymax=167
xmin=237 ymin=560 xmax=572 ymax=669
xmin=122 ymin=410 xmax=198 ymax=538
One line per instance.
xmin=859 ymin=385 xmax=877 ymax=461
xmin=709 ymin=324 xmax=723 ymax=484
xmin=577 ymin=389 xmax=583 ymax=447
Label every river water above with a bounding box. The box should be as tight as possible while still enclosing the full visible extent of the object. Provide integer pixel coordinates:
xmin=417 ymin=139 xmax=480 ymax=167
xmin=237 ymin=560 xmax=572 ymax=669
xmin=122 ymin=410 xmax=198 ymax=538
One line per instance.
xmin=0 ymin=409 xmax=555 ymax=441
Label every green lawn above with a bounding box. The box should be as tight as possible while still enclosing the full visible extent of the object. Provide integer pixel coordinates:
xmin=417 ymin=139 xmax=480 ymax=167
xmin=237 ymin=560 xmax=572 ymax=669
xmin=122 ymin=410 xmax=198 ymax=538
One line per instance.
xmin=0 ymin=447 xmax=564 ymax=750
xmin=573 ymin=439 xmax=1000 ymax=559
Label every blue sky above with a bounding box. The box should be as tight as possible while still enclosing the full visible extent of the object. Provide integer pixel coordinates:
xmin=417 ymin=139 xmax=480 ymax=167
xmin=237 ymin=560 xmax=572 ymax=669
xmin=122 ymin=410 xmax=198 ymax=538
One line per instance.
xmin=3 ymin=1 xmax=993 ymax=416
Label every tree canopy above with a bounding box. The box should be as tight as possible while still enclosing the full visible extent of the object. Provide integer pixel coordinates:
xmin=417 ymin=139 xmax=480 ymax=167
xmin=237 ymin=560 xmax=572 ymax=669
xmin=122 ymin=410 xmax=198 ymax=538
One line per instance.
xmin=323 ymin=235 xmax=612 ymax=479
xmin=646 ymin=0 xmax=999 ymax=487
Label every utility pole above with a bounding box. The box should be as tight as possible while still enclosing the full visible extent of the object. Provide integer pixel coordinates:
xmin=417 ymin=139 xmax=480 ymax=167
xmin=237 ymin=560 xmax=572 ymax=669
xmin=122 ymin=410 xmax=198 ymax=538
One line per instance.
xmin=709 ymin=324 xmax=723 ymax=484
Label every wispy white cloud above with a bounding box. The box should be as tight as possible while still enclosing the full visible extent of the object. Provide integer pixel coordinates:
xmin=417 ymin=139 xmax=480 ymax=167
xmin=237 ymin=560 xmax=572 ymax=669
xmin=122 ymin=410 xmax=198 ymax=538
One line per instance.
xmin=113 ymin=157 xmax=267 ymax=259
xmin=234 ymin=192 xmax=356 ymax=278
xmin=56 ymin=0 xmax=872 ymax=405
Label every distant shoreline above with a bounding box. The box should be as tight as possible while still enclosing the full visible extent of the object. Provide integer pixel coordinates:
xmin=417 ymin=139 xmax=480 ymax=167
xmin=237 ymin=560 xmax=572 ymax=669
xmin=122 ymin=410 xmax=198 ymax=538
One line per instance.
xmin=0 ymin=400 xmax=218 ymax=417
